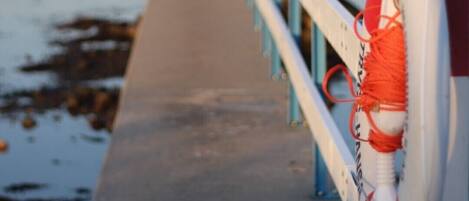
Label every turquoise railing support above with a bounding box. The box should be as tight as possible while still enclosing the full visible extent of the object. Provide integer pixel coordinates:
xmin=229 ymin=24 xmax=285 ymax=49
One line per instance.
xmin=311 ymin=25 xmax=327 ymax=82
xmin=246 ymin=0 xmax=254 ymax=9
xmin=253 ymin=2 xmax=262 ymax=30
xmin=311 ymin=23 xmax=339 ymax=199
xmin=261 ymin=20 xmax=272 ymax=57
xmin=270 ymin=0 xmax=282 ymax=80
xmin=288 ymin=0 xmax=302 ymax=126
xmin=271 ymin=40 xmax=282 ymax=80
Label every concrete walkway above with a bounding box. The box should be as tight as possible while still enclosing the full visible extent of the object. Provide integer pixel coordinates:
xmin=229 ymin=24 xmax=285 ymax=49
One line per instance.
xmin=95 ymin=0 xmax=314 ymax=200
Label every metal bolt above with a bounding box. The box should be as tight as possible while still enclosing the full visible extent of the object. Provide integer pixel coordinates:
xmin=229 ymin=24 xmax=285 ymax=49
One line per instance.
xmin=316 ymin=191 xmax=325 ymax=197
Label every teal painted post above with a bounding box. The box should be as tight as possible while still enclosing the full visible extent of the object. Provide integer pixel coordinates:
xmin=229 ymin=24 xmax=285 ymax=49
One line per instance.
xmin=311 ymin=25 xmax=326 ymax=81
xmin=261 ymin=20 xmax=271 ymax=57
xmin=288 ymin=0 xmax=302 ymax=126
xmin=246 ymin=0 xmax=254 ymax=9
xmin=270 ymin=0 xmax=282 ymax=80
xmin=311 ymin=23 xmax=339 ymax=199
xmin=271 ymin=41 xmax=282 ymax=80
xmin=253 ymin=2 xmax=261 ymax=30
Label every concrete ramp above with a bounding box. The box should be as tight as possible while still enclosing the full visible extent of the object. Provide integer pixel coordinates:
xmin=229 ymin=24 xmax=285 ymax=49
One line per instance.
xmin=95 ymin=1 xmax=314 ymax=200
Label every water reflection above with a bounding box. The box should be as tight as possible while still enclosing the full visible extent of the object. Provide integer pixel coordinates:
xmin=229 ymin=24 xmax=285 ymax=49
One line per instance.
xmin=0 ymin=110 xmax=109 ymax=200
xmin=0 ymin=0 xmax=145 ymax=93
xmin=0 ymin=0 xmax=146 ymax=200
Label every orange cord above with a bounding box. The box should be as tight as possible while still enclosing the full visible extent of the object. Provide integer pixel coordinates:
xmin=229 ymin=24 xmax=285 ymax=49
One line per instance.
xmin=322 ymin=9 xmax=406 ymax=154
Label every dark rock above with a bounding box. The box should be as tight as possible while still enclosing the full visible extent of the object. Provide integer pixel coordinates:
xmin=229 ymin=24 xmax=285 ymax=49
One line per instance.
xmin=66 ymin=96 xmax=80 ymax=115
xmin=88 ymin=115 xmax=106 ymax=130
xmin=3 ymin=183 xmax=47 ymax=193
xmin=94 ymin=91 xmax=111 ymax=113
xmin=22 ymin=115 xmax=37 ymax=130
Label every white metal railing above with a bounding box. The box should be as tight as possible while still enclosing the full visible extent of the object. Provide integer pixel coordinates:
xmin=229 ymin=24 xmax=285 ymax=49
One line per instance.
xmin=255 ymin=1 xmax=359 ymax=200
xmin=249 ymin=0 xmax=459 ymax=201
xmin=301 ymin=0 xmax=363 ymax=77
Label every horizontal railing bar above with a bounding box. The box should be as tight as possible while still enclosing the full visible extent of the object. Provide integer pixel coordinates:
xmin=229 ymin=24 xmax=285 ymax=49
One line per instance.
xmin=300 ymin=0 xmax=363 ymax=78
xmin=255 ymin=1 xmax=359 ymax=200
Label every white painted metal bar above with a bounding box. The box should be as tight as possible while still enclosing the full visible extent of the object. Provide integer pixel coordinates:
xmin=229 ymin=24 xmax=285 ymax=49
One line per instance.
xmin=300 ymin=0 xmax=363 ymax=78
xmin=255 ymin=1 xmax=359 ymax=200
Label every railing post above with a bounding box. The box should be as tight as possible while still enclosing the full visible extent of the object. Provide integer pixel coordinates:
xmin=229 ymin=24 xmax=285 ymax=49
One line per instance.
xmin=270 ymin=0 xmax=283 ymax=80
xmin=261 ymin=20 xmax=272 ymax=57
xmin=311 ymin=22 xmax=339 ymax=199
xmin=271 ymin=40 xmax=282 ymax=80
xmin=246 ymin=0 xmax=254 ymax=9
xmin=311 ymin=25 xmax=326 ymax=82
xmin=288 ymin=0 xmax=302 ymax=126
xmin=253 ymin=1 xmax=262 ymax=30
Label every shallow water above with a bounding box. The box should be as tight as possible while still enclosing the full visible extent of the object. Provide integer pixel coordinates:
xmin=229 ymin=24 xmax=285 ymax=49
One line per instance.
xmin=0 ymin=110 xmax=110 ymax=200
xmin=0 ymin=0 xmax=145 ymax=93
xmin=0 ymin=0 xmax=146 ymax=200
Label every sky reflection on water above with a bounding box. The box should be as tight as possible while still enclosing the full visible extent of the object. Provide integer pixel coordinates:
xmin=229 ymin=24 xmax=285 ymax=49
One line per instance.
xmin=0 ymin=0 xmax=146 ymax=200
xmin=0 ymin=0 xmax=145 ymax=93
xmin=0 ymin=110 xmax=109 ymax=200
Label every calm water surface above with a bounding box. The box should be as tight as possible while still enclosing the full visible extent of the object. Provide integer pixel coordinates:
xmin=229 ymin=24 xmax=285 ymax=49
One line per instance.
xmin=0 ymin=0 xmax=146 ymax=200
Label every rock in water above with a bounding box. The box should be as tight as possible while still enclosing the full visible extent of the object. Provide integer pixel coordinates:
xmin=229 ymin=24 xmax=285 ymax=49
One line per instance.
xmin=22 ymin=115 xmax=37 ymax=129
xmin=0 ymin=139 xmax=8 ymax=153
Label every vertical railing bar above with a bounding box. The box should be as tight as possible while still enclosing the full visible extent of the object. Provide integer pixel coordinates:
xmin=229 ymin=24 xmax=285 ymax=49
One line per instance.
xmin=311 ymin=22 xmax=340 ymax=199
xmin=261 ymin=20 xmax=272 ymax=57
xmin=271 ymin=39 xmax=282 ymax=80
xmin=270 ymin=0 xmax=282 ymax=80
xmin=288 ymin=0 xmax=302 ymax=126
xmin=246 ymin=0 xmax=254 ymax=9
xmin=254 ymin=2 xmax=262 ymax=30
xmin=312 ymin=25 xmax=327 ymax=83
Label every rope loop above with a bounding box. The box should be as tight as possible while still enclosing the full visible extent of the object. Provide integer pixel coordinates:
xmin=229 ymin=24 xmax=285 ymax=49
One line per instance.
xmin=322 ymin=9 xmax=407 ymax=153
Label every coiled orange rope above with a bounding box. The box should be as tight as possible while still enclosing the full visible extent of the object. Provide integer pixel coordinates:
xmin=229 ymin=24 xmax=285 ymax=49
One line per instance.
xmin=322 ymin=9 xmax=406 ymax=153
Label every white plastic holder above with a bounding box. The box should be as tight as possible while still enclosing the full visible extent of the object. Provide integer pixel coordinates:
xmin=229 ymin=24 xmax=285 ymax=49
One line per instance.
xmin=371 ymin=111 xmax=406 ymax=201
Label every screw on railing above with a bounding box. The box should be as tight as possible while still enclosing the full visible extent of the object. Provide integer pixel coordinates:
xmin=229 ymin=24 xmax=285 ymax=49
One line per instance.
xmin=287 ymin=0 xmax=302 ymax=127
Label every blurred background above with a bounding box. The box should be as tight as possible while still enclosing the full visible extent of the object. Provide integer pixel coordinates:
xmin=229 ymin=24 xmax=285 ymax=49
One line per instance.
xmin=0 ymin=0 xmax=146 ymax=200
